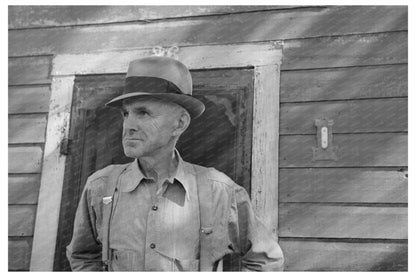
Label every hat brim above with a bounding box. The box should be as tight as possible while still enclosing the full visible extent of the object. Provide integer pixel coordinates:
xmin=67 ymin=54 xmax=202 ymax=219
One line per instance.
xmin=105 ymin=92 xmax=205 ymax=119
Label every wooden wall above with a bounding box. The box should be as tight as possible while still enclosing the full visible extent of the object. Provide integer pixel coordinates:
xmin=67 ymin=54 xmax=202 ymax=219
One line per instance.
xmin=8 ymin=5 xmax=407 ymax=271
xmin=8 ymin=56 xmax=52 ymax=270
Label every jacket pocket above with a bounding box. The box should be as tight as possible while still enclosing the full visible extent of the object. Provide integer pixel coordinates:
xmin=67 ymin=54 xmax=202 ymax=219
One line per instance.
xmin=109 ymin=249 xmax=137 ymax=271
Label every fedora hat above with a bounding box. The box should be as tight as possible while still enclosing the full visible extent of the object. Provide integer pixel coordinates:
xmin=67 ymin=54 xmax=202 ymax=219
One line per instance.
xmin=106 ymin=56 xmax=205 ymax=119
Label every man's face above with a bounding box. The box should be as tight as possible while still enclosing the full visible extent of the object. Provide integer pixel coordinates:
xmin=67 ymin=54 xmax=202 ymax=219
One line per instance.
xmin=121 ymin=98 xmax=181 ymax=159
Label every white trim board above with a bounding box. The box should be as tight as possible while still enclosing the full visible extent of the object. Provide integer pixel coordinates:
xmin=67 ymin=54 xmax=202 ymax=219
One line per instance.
xmin=31 ymin=41 xmax=283 ymax=271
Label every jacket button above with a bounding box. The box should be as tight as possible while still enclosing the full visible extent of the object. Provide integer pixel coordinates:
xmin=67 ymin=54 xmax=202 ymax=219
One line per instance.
xmin=152 ymin=205 xmax=158 ymax=211
xmin=150 ymin=243 xmax=156 ymax=249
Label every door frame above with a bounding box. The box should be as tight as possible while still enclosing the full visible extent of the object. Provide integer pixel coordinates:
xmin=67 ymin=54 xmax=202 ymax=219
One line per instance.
xmin=30 ymin=42 xmax=283 ymax=270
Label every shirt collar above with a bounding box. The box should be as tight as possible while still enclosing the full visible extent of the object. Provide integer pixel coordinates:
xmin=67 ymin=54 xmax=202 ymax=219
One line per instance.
xmin=120 ymin=149 xmax=193 ymax=200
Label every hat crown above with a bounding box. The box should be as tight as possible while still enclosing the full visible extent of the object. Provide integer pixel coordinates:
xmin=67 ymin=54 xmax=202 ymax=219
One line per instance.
xmin=126 ymin=56 xmax=192 ymax=95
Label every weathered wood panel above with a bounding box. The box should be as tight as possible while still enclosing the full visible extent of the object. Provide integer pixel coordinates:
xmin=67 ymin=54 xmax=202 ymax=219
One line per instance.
xmin=9 ymin=238 xmax=32 ymax=271
xmin=280 ymin=168 xmax=408 ymax=203
xmin=251 ymin=65 xmax=280 ymax=236
xmin=8 ymin=56 xmax=51 ymax=85
xmin=8 ymin=8 xmax=407 ymax=57
xmin=280 ymin=64 xmax=408 ymax=102
xmin=280 ymin=240 xmax=407 ymax=271
xmin=30 ymin=76 xmax=74 ymax=271
xmin=279 ymin=204 xmax=407 ymax=239
xmin=9 ymin=115 xmax=47 ymax=143
xmin=8 ymin=86 xmax=51 ymax=114
xmin=279 ymin=133 xmax=407 ymax=167
xmin=282 ymin=32 xmax=407 ymax=70
xmin=9 ymin=175 xmax=41 ymax=204
xmin=8 ymin=146 xmax=43 ymax=173
xmin=8 ymin=205 xmax=37 ymax=236
xmin=8 ymin=5 xmax=295 ymax=28
xmin=52 ymin=42 xmax=283 ymax=76
xmin=280 ymin=98 xmax=407 ymax=134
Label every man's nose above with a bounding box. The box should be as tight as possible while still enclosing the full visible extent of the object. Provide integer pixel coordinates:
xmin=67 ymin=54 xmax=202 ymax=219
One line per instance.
xmin=123 ymin=114 xmax=139 ymax=131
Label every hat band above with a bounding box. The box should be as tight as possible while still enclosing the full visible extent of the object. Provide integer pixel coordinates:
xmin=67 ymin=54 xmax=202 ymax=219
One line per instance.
xmin=125 ymin=76 xmax=183 ymax=95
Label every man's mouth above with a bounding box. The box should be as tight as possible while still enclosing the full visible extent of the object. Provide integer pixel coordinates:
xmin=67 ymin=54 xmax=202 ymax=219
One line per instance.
xmin=124 ymin=138 xmax=142 ymax=141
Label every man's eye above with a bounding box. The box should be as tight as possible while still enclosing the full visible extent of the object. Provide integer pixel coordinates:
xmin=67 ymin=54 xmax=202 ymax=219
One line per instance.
xmin=138 ymin=111 xmax=149 ymax=116
xmin=122 ymin=111 xmax=128 ymax=117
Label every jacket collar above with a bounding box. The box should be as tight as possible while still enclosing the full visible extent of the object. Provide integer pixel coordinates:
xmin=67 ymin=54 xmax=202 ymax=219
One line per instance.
xmin=120 ymin=150 xmax=192 ymax=200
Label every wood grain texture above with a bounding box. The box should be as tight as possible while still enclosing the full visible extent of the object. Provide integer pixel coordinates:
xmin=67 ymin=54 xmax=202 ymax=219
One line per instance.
xmin=8 ymin=5 xmax=295 ymax=28
xmin=8 ymin=146 xmax=43 ymax=173
xmin=8 ymin=7 xmax=407 ymax=57
xmin=251 ymin=65 xmax=280 ymax=236
xmin=8 ymin=86 xmax=51 ymax=114
xmin=280 ymin=240 xmax=407 ymax=271
xmin=8 ymin=205 xmax=37 ymax=236
xmin=9 ymin=175 xmax=41 ymax=204
xmin=9 ymin=238 xmax=32 ymax=271
xmin=279 ymin=168 xmax=408 ymax=203
xmin=279 ymin=133 xmax=407 ymax=167
xmin=8 ymin=56 xmax=51 ymax=85
xmin=280 ymin=64 xmax=408 ymax=102
xmin=280 ymin=98 xmax=407 ymax=134
xmin=30 ymin=76 xmax=74 ymax=271
xmin=279 ymin=204 xmax=407 ymax=239
xmin=9 ymin=115 xmax=47 ymax=143
xmin=282 ymin=32 xmax=407 ymax=70
xmin=51 ymin=42 xmax=283 ymax=76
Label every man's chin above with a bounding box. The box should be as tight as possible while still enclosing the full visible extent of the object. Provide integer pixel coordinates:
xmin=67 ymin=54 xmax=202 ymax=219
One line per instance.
xmin=123 ymin=146 xmax=145 ymax=159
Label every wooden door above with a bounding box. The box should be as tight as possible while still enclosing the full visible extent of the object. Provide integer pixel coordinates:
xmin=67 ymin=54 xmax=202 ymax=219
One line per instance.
xmin=53 ymin=68 xmax=254 ymax=271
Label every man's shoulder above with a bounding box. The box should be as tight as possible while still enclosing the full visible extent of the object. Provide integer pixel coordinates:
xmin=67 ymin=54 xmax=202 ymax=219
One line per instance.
xmin=86 ymin=163 xmax=130 ymax=189
xmin=186 ymin=161 xmax=241 ymax=191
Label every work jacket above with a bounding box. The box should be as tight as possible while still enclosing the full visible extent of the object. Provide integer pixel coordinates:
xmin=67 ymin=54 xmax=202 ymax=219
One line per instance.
xmin=66 ymin=161 xmax=284 ymax=271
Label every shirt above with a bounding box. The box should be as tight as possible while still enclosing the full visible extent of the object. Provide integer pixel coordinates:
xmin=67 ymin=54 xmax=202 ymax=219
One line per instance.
xmin=66 ymin=152 xmax=284 ymax=271
xmin=109 ymin=153 xmax=200 ymax=271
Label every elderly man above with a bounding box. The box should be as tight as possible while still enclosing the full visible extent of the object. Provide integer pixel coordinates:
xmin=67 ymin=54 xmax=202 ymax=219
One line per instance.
xmin=66 ymin=56 xmax=284 ymax=271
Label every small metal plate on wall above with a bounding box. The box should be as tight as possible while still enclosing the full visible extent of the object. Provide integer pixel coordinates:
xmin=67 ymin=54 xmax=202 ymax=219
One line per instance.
xmin=312 ymin=118 xmax=338 ymax=161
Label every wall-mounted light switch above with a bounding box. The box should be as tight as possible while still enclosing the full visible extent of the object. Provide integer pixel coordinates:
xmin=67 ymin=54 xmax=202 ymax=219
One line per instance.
xmin=312 ymin=118 xmax=338 ymax=161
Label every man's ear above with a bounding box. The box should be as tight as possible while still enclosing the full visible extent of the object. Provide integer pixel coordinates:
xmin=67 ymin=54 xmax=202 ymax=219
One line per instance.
xmin=172 ymin=110 xmax=191 ymax=136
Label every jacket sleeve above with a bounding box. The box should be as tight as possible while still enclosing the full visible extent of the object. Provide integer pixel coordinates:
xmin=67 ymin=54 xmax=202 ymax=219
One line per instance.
xmin=233 ymin=186 xmax=284 ymax=271
xmin=66 ymin=178 xmax=104 ymax=271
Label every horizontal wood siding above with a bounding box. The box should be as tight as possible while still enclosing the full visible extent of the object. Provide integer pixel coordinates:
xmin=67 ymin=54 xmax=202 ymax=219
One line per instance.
xmin=276 ymin=5 xmax=407 ymax=271
xmin=9 ymin=238 xmax=33 ymax=271
xmin=8 ymin=7 xmax=406 ymax=57
xmin=9 ymin=56 xmax=51 ymax=85
xmin=280 ymin=240 xmax=407 ymax=271
xmin=8 ymin=53 xmax=51 ymax=270
xmin=7 ymin=6 xmax=407 ymax=271
xmin=9 ymin=175 xmax=41 ymax=204
xmin=282 ymin=32 xmax=407 ymax=70
xmin=280 ymin=133 xmax=407 ymax=167
xmin=279 ymin=204 xmax=407 ymax=239
xmin=9 ymin=86 xmax=51 ymax=114
xmin=8 ymin=205 xmax=37 ymax=236
xmin=280 ymin=64 xmax=407 ymax=102
xmin=9 ymin=115 xmax=47 ymax=143
xmin=280 ymin=168 xmax=407 ymax=203
xmin=9 ymin=146 xmax=43 ymax=173
xmin=8 ymin=5 xmax=295 ymax=28
xmin=280 ymin=98 xmax=407 ymax=134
